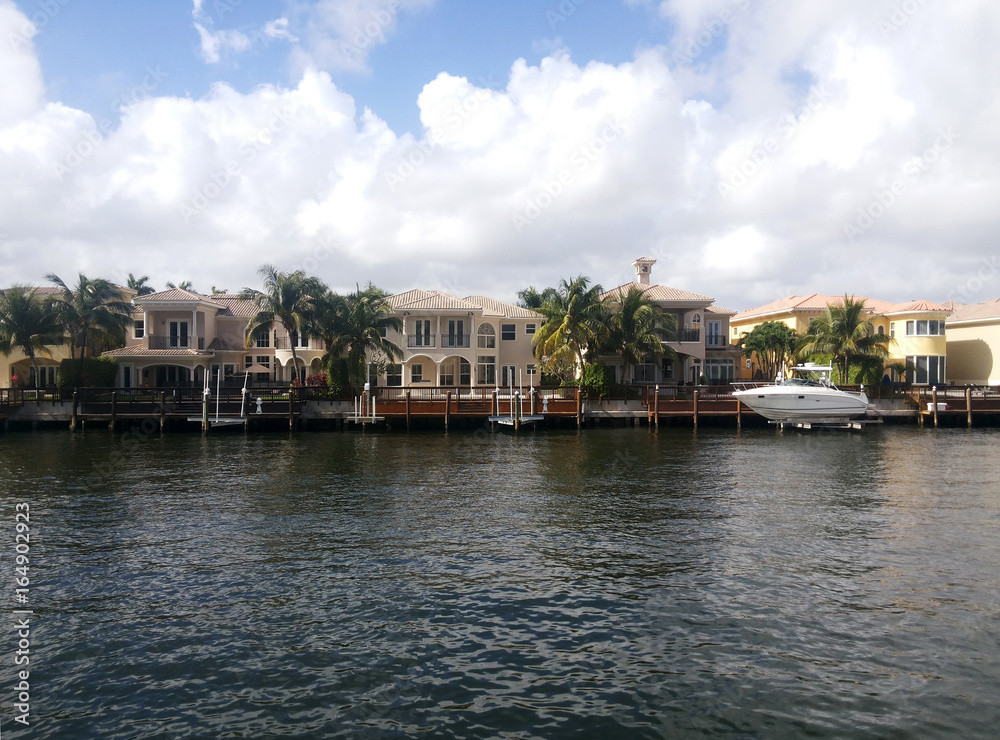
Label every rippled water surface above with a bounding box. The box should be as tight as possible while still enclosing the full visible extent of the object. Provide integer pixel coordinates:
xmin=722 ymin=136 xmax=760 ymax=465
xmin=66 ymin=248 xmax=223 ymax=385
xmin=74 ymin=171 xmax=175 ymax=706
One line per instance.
xmin=2 ymin=425 xmax=999 ymax=738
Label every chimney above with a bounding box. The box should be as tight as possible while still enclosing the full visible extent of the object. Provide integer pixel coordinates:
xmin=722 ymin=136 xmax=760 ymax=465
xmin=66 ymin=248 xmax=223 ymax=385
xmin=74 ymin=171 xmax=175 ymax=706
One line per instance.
xmin=632 ymin=257 xmax=656 ymax=285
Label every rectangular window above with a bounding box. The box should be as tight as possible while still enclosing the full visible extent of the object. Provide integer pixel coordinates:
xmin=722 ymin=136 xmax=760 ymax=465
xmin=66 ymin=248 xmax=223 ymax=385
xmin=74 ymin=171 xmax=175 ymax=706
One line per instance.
xmin=890 ymin=322 xmax=895 ymax=338
xmin=706 ymin=320 xmax=724 ymax=347
xmin=477 ymin=355 xmax=496 ymax=385
xmin=501 ymin=324 xmax=516 ymax=341
xmin=662 ymin=358 xmax=674 ymax=380
xmin=224 ymin=364 xmax=236 ymax=379
xmin=169 ymin=321 xmax=189 ymax=348
xmin=501 ymin=365 xmax=517 ymax=387
xmin=256 ymin=331 xmax=270 ymax=348
xmin=704 ymin=359 xmax=735 ymax=382
xmin=122 ymin=364 xmax=133 ymax=388
xmin=917 ymin=320 xmax=928 ymax=336
xmin=210 ymin=364 xmax=220 ymax=383
xmin=907 ymin=355 xmax=946 ymax=385
xmin=459 ymin=358 xmax=471 ymax=386
xmin=525 ymin=323 xmax=536 ymax=335
xmin=411 ymin=364 xmax=423 ymax=383
xmin=245 ymin=355 xmax=253 ymax=370
xmin=414 ymin=320 xmax=432 ymax=347
xmin=440 ymin=361 xmax=455 ymax=386
xmin=257 ymin=356 xmax=270 ymax=369
xmin=527 ymin=364 xmax=537 ymax=378
xmin=906 ymin=320 xmax=915 ymax=336
xmin=133 ymin=320 xmax=144 ymax=339
xmin=386 ymin=364 xmax=402 ymax=387
xmin=634 ymin=363 xmax=656 ymax=383
xmin=445 ymin=320 xmax=467 ymax=348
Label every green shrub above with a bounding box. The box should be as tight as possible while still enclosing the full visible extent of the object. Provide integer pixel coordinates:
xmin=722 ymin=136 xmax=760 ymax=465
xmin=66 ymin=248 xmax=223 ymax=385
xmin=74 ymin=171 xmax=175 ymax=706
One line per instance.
xmin=59 ymin=357 xmax=118 ymax=388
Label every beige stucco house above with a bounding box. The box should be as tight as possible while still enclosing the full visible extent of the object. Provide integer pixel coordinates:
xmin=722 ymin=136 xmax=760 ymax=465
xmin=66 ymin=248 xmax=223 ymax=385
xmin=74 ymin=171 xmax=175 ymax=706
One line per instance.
xmin=945 ymin=298 xmax=1000 ymax=385
xmin=599 ymin=258 xmax=740 ymax=385
xmin=383 ymin=289 xmax=543 ymax=388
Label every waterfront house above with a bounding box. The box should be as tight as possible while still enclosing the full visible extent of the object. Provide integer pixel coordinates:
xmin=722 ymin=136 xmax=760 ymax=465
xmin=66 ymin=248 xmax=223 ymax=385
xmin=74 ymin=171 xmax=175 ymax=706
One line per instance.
xmin=598 ymin=258 xmax=740 ymax=385
xmin=730 ymin=295 xmax=951 ymax=384
xmin=383 ymin=290 xmax=543 ymax=389
xmin=944 ymin=298 xmax=1000 ymax=384
xmin=101 ymin=288 xmax=326 ymax=388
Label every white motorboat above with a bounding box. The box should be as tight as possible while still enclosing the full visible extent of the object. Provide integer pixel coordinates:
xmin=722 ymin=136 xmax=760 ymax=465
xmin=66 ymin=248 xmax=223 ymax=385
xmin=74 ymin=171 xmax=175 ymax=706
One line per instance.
xmin=731 ymin=364 xmax=871 ymax=421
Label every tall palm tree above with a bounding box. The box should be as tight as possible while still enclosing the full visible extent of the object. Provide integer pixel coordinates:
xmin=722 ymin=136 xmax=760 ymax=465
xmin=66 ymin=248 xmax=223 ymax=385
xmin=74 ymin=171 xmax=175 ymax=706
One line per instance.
xmin=738 ymin=320 xmax=799 ymax=381
xmin=46 ymin=273 xmax=132 ymax=377
xmin=532 ymin=275 xmax=607 ymax=379
xmin=797 ymin=295 xmax=893 ymax=383
xmin=166 ymin=280 xmax=196 ymax=292
xmin=322 ymin=284 xmax=403 ymax=386
xmin=127 ymin=273 xmax=155 ymax=296
xmin=602 ymin=284 xmax=676 ymax=383
xmin=516 ymin=286 xmax=559 ymax=310
xmin=240 ymin=265 xmax=326 ymax=384
xmin=0 ymin=286 xmax=65 ymax=388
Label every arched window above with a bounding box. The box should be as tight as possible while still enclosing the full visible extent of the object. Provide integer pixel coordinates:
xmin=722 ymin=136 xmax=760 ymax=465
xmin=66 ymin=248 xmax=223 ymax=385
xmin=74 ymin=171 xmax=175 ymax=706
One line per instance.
xmin=477 ymin=324 xmax=496 ymax=349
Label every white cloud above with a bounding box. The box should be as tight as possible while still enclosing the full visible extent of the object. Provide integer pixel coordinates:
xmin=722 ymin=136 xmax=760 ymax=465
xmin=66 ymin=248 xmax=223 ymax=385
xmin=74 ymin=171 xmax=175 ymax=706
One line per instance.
xmin=2 ymin=0 xmax=1000 ymax=312
xmin=194 ymin=23 xmax=252 ymax=64
xmin=0 ymin=1 xmax=45 ymax=126
xmin=264 ymin=18 xmax=298 ymax=42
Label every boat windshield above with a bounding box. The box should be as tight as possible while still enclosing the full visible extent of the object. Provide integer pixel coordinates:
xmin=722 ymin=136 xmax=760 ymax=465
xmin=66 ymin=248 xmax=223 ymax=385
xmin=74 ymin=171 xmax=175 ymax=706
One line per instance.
xmin=782 ymin=377 xmax=821 ymax=387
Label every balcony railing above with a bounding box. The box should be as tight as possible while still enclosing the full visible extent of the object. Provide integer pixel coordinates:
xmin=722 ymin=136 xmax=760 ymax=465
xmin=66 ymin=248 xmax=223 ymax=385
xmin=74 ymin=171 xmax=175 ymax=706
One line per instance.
xmin=408 ymin=335 xmax=437 ymax=348
xmin=147 ymin=336 xmax=206 ymax=350
xmin=440 ymin=334 xmax=471 ymax=348
xmin=675 ymin=329 xmax=700 ymax=343
xmin=705 ymin=336 xmax=730 ymax=348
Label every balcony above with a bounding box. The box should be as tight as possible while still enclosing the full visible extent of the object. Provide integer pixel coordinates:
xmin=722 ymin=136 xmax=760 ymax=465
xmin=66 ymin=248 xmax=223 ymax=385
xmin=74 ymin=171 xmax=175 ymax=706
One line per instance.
xmin=440 ymin=334 xmax=471 ymax=349
xmin=705 ymin=335 xmax=730 ymax=348
xmin=148 ymin=336 xmax=204 ymax=350
xmin=408 ymin=335 xmax=437 ymax=349
xmin=675 ymin=329 xmax=701 ymax=343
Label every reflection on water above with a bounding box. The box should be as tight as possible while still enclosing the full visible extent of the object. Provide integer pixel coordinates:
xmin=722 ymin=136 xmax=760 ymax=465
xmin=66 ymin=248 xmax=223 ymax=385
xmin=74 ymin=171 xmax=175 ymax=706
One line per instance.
xmin=1 ymin=426 xmax=999 ymax=738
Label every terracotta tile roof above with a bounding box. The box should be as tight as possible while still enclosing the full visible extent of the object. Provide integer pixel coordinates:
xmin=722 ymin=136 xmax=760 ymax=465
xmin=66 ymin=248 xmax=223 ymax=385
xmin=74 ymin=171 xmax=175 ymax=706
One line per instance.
xmin=733 ymin=294 xmax=899 ymax=321
xmin=601 ymin=282 xmax=714 ymax=304
xmin=884 ymin=299 xmax=952 ymax=314
xmin=135 ymin=288 xmax=212 ymax=302
xmin=101 ymin=348 xmax=213 ymax=358
xmin=462 ymin=296 xmax=544 ymax=319
xmin=388 ymin=289 xmax=479 ymax=312
xmin=947 ymin=298 xmax=1000 ymax=323
xmin=211 ymin=296 xmax=259 ymax=318
xmin=707 ymin=305 xmax=737 ymax=315
xmin=206 ymin=336 xmax=248 ymax=352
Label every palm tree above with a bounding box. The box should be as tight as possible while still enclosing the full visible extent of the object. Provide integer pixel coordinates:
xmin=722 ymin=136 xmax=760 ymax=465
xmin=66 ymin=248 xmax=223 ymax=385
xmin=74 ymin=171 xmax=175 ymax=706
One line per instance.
xmin=321 ymin=284 xmax=403 ymax=386
xmin=0 ymin=286 xmax=64 ymax=388
xmin=738 ymin=321 xmax=799 ymax=381
xmin=127 ymin=273 xmax=155 ymax=296
xmin=532 ymin=275 xmax=607 ymax=379
xmin=516 ymin=286 xmax=558 ymax=310
xmin=240 ymin=265 xmax=326 ymax=385
xmin=602 ymin=284 xmax=676 ymax=383
xmin=166 ymin=280 xmax=196 ymax=292
xmin=797 ymin=295 xmax=893 ymax=384
xmin=46 ymin=273 xmax=132 ymax=377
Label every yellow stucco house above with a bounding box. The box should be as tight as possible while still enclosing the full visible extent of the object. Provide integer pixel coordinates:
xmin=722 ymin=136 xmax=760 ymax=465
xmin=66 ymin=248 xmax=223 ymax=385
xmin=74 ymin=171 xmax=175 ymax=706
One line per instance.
xmin=730 ymin=294 xmax=951 ymax=384
xmin=945 ymin=299 xmax=1000 ymax=385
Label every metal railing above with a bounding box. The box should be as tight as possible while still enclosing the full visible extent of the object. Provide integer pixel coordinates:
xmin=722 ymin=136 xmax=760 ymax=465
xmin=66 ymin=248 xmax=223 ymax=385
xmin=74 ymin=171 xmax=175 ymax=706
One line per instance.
xmin=407 ymin=335 xmax=436 ymax=348
xmin=147 ymin=336 xmax=203 ymax=349
xmin=440 ymin=334 xmax=471 ymax=348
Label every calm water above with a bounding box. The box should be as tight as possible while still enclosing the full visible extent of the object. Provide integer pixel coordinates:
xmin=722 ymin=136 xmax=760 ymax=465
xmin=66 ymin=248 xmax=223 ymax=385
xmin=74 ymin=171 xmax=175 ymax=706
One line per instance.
xmin=1 ymin=425 xmax=999 ymax=739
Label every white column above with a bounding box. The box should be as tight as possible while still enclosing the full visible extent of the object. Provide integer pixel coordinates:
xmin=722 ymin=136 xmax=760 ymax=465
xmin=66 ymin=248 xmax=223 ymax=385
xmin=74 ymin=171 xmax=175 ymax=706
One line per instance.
xmin=191 ymin=309 xmax=198 ymax=349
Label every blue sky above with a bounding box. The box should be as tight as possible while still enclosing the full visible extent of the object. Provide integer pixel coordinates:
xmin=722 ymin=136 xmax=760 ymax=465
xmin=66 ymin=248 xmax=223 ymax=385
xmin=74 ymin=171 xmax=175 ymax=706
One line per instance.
xmin=2 ymin=0 xmax=999 ymax=311
xmin=33 ymin=1 xmax=671 ymax=135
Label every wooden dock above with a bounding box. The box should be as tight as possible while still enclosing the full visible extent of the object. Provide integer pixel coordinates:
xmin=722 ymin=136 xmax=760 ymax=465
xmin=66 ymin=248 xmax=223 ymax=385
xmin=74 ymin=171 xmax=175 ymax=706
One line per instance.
xmin=3 ymin=384 xmax=1000 ymax=432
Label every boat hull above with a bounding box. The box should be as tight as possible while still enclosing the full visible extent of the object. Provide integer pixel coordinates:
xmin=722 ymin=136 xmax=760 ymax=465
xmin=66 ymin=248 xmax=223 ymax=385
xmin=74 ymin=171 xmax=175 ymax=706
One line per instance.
xmin=732 ymin=387 xmax=870 ymax=421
